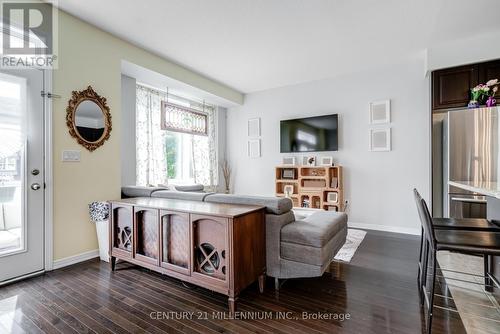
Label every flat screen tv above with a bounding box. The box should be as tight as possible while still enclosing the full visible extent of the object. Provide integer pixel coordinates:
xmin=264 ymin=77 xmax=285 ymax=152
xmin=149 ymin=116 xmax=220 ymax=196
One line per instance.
xmin=280 ymin=114 xmax=338 ymax=153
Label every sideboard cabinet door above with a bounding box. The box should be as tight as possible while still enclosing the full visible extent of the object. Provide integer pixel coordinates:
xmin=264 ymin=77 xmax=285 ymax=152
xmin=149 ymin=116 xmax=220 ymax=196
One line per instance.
xmin=191 ymin=215 xmax=228 ymax=287
xmin=111 ymin=203 xmax=133 ymax=259
xmin=134 ymin=207 xmax=160 ymax=266
xmin=160 ymin=210 xmax=190 ymax=275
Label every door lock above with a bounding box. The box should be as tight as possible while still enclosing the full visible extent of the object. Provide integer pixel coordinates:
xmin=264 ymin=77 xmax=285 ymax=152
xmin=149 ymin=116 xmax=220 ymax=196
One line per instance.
xmin=31 ymin=183 xmax=41 ymax=190
xmin=31 ymin=169 xmax=40 ymax=176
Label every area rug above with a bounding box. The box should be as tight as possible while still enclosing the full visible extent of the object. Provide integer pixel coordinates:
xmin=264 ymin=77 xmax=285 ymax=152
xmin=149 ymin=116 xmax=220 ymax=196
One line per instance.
xmin=333 ymin=229 xmax=366 ymax=263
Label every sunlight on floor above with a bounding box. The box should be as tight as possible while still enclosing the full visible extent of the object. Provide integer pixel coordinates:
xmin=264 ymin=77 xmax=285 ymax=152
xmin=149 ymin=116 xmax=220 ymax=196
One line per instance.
xmin=0 ymin=295 xmax=19 ymax=333
xmin=437 ymin=252 xmax=500 ymax=334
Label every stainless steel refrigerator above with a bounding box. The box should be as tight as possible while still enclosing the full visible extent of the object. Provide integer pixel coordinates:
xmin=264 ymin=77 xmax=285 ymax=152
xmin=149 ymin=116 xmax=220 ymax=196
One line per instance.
xmin=440 ymin=107 xmax=499 ymax=218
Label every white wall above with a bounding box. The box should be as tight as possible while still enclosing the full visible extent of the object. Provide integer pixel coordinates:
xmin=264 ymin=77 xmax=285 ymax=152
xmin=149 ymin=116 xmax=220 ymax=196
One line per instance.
xmin=426 ymin=32 xmax=500 ymax=73
xmin=227 ymin=59 xmax=430 ymax=234
xmin=121 ymin=75 xmax=137 ymax=186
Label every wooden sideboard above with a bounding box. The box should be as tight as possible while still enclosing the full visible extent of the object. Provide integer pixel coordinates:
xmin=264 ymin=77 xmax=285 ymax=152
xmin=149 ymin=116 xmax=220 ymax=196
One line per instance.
xmin=109 ymin=197 xmax=266 ymax=313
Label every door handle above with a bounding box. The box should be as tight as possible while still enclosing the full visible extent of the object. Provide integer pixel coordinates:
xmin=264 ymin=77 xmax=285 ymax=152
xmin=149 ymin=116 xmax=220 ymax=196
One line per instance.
xmin=31 ymin=183 xmax=41 ymax=190
xmin=451 ymin=197 xmax=487 ymax=204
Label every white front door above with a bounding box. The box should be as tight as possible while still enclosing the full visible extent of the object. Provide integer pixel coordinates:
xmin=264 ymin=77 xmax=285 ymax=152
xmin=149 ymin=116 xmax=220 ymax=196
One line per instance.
xmin=0 ymin=69 xmax=45 ymax=283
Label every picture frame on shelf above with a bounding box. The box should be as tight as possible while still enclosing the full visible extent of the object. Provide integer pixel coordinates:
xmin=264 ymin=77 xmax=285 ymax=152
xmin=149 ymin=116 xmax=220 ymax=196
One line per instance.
xmin=282 ymin=156 xmax=296 ymax=166
xmin=369 ymin=100 xmax=391 ymax=124
xmin=330 ymin=177 xmax=338 ymax=189
xmin=281 ymin=168 xmax=296 ymax=179
xmin=248 ymin=117 xmax=261 ymax=137
xmin=326 ymin=192 xmax=338 ymax=204
xmin=248 ymin=139 xmax=261 ymax=158
xmin=319 ymin=156 xmax=333 ymax=166
xmin=369 ymin=128 xmax=391 ymax=152
xmin=283 ymin=185 xmax=294 ymax=198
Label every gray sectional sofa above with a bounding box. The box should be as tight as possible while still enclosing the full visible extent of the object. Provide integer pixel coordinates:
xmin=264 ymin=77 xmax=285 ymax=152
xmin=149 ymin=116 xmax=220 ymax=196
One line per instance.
xmin=121 ymin=186 xmax=348 ymax=289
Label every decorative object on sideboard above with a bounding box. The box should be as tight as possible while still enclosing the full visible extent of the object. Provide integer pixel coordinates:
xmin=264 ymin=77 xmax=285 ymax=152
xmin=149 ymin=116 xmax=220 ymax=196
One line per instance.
xmin=319 ymin=156 xmax=334 ymax=166
xmin=306 ymin=156 xmax=316 ymax=166
xmin=369 ymin=100 xmax=391 ymax=124
xmin=281 ymin=168 xmax=296 ymax=179
xmin=66 ymin=86 xmax=112 ymax=151
xmin=248 ymin=139 xmax=261 ymax=158
xmin=283 ymin=185 xmax=294 ymax=198
xmin=282 ymin=156 xmax=296 ymax=166
xmin=369 ymin=128 xmax=391 ymax=152
xmin=326 ymin=192 xmax=339 ymax=204
xmin=220 ymin=160 xmax=232 ymax=194
xmin=469 ymin=79 xmax=498 ymax=108
xmin=247 ymin=117 xmax=261 ymax=137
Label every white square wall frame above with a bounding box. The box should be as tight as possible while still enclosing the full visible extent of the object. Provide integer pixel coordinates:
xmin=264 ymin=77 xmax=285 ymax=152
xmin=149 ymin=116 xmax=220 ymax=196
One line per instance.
xmin=248 ymin=118 xmax=261 ymax=137
xmin=248 ymin=139 xmax=261 ymax=158
xmin=369 ymin=128 xmax=391 ymax=152
xmin=369 ymin=100 xmax=391 ymax=124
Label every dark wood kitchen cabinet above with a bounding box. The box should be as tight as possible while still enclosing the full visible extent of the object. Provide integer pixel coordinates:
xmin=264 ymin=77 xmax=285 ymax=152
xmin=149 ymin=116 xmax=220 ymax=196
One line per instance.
xmin=432 ymin=59 xmax=500 ymax=112
xmin=432 ymin=64 xmax=478 ymax=111
xmin=479 ymin=61 xmax=500 ymax=84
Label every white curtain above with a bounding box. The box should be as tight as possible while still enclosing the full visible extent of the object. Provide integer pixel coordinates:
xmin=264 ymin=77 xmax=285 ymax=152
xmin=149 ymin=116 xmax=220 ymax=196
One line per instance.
xmin=136 ymin=85 xmax=167 ymax=186
xmin=192 ymin=105 xmax=218 ymax=190
xmin=136 ymin=84 xmax=218 ymax=189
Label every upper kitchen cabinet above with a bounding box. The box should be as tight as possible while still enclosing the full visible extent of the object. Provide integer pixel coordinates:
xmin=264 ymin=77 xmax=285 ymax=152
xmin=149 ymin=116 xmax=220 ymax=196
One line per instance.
xmin=479 ymin=60 xmax=500 ymax=84
xmin=432 ymin=59 xmax=500 ymax=112
xmin=432 ymin=64 xmax=478 ymax=111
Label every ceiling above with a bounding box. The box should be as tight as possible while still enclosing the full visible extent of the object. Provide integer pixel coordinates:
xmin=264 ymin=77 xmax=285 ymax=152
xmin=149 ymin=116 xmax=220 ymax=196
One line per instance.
xmin=56 ymin=0 xmax=500 ymax=94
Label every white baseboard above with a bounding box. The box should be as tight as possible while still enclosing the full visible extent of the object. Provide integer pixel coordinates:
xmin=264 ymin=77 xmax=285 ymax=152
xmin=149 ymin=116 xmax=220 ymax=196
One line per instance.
xmin=348 ymin=222 xmax=420 ymax=236
xmin=52 ymin=249 xmax=99 ymax=270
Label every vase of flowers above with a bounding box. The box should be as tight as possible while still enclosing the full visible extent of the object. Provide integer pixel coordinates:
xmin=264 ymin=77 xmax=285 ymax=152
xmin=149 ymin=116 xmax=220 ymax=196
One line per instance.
xmin=469 ymin=79 xmax=498 ymax=108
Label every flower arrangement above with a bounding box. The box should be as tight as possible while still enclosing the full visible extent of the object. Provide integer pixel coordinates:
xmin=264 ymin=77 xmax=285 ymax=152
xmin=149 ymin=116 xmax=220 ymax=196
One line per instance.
xmin=469 ymin=79 xmax=498 ymax=108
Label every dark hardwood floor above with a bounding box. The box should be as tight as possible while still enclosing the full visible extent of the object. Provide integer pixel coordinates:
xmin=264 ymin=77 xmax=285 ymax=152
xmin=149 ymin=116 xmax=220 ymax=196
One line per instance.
xmin=0 ymin=231 xmax=466 ymax=333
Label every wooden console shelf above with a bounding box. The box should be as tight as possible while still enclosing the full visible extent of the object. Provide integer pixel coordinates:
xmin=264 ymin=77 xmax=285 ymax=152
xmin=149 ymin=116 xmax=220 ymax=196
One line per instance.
xmin=275 ymin=165 xmax=344 ymax=211
xmin=109 ymin=197 xmax=266 ymax=313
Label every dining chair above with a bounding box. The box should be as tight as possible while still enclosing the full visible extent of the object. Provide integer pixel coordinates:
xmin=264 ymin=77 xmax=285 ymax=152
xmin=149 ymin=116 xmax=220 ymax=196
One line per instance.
xmin=413 ymin=189 xmax=500 ymax=334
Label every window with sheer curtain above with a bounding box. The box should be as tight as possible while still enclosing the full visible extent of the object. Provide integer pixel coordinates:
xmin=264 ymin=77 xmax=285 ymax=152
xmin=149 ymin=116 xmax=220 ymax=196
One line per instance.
xmin=136 ymin=84 xmax=218 ymax=189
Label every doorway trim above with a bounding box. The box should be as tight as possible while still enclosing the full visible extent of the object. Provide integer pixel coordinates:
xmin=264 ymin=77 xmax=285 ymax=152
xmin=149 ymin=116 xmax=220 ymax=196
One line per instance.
xmin=43 ymin=69 xmax=54 ymax=271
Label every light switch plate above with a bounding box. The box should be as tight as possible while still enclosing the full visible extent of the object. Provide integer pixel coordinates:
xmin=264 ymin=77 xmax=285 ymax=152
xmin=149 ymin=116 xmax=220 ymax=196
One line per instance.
xmin=62 ymin=150 xmax=81 ymax=162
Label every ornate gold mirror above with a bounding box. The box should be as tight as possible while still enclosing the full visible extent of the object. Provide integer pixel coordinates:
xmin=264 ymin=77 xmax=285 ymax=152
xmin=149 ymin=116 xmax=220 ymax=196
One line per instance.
xmin=66 ymin=86 xmax=112 ymax=151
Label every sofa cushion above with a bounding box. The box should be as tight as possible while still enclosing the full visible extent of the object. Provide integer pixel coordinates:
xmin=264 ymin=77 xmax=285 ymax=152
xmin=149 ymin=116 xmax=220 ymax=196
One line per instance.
xmin=204 ymin=194 xmax=292 ymax=215
xmin=151 ymin=190 xmax=211 ymax=201
xmin=121 ymin=186 xmax=167 ymax=198
xmin=281 ymin=226 xmax=347 ymax=266
xmin=174 ymin=184 xmax=205 ymax=192
xmin=281 ymin=211 xmax=347 ymax=248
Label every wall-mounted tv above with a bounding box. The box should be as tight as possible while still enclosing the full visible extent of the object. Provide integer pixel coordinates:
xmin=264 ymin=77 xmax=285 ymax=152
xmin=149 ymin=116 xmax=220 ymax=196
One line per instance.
xmin=280 ymin=114 xmax=338 ymax=153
